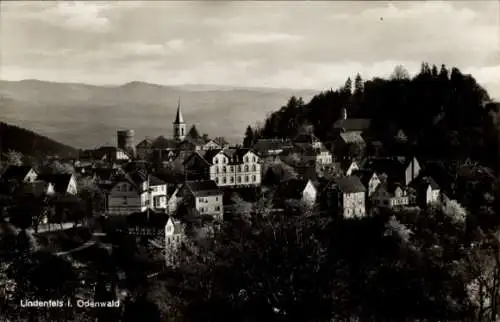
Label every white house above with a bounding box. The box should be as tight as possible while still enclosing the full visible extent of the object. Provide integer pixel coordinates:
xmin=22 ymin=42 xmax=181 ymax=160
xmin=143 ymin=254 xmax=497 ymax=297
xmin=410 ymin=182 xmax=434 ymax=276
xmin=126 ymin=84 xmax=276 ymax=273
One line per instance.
xmin=371 ymin=182 xmax=409 ymax=208
xmin=164 ymin=217 xmax=185 ymax=267
xmin=106 ymin=171 xmax=167 ymax=215
xmin=178 ymin=180 xmax=223 ymax=219
xmin=276 ymin=179 xmax=318 ymax=207
xmin=38 ymin=173 xmax=78 ymax=195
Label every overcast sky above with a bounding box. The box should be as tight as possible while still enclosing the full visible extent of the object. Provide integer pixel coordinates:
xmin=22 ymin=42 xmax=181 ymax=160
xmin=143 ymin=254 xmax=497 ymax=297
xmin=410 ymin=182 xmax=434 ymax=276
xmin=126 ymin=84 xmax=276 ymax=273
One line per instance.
xmin=1 ymin=1 xmax=499 ymax=98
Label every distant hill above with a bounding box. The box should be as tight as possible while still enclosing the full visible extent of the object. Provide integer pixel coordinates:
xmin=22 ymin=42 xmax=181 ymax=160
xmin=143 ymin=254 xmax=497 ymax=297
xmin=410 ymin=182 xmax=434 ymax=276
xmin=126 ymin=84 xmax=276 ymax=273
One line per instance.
xmin=0 ymin=79 xmax=317 ymax=149
xmin=0 ymin=121 xmax=78 ymax=159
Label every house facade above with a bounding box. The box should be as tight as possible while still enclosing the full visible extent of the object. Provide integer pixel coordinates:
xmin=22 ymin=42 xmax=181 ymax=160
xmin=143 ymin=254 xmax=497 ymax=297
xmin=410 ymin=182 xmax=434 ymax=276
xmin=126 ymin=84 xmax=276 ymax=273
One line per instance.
xmin=329 ymin=176 xmax=366 ymax=218
xmin=178 ymin=180 xmax=223 ymax=219
xmin=276 ymin=179 xmax=318 ymax=207
xmin=371 ymin=183 xmax=409 ymax=208
xmin=164 ymin=217 xmax=185 ymax=266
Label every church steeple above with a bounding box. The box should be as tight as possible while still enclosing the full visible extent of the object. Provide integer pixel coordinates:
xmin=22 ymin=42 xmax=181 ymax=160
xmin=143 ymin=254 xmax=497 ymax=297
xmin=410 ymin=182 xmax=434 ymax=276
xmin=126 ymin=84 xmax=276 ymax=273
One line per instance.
xmin=173 ymin=97 xmax=186 ymax=141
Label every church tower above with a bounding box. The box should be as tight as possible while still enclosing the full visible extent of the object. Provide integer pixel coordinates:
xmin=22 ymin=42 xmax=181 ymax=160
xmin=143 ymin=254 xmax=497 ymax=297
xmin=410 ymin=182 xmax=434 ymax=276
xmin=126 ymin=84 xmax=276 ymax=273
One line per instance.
xmin=173 ymin=97 xmax=186 ymax=141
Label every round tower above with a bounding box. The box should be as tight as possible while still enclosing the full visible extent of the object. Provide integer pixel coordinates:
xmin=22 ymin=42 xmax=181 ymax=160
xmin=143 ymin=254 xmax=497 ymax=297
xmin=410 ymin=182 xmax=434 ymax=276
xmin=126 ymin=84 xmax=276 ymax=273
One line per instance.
xmin=117 ymin=129 xmax=136 ymax=158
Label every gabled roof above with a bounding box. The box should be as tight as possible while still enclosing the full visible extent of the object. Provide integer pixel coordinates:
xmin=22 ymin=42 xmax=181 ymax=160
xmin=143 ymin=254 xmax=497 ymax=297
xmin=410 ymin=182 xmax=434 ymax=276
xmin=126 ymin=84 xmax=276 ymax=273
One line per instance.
xmin=339 ymin=132 xmax=366 ymax=144
xmin=184 ymin=180 xmax=222 ymax=197
xmin=333 ymin=118 xmax=371 ymax=131
xmin=37 ymin=173 xmax=73 ymax=193
xmin=374 ymin=180 xmax=405 ymax=196
xmin=2 ymin=165 xmax=34 ymax=181
xmin=166 ymin=217 xmax=184 ymax=235
xmin=151 ymin=136 xmax=178 ymax=150
xmin=334 ymin=160 xmax=358 ymax=174
xmin=149 ymin=175 xmax=166 ymax=186
xmin=359 ymin=156 xmax=411 ymax=178
xmin=351 ymin=169 xmax=377 ymax=187
xmin=333 ymin=176 xmax=366 ymax=193
xmin=411 ymin=176 xmax=440 ymax=191
xmin=276 ymin=179 xmax=315 ymax=200
xmin=136 ymin=138 xmax=153 ymax=148
xmin=202 ymin=149 xmax=224 ymax=164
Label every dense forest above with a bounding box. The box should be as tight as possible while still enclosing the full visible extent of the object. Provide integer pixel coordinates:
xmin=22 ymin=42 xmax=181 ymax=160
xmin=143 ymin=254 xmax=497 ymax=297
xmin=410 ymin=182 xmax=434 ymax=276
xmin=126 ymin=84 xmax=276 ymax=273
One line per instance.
xmin=0 ymin=121 xmax=78 ymax=159
xmin=244 ymin=63 xmax=499 ymax=168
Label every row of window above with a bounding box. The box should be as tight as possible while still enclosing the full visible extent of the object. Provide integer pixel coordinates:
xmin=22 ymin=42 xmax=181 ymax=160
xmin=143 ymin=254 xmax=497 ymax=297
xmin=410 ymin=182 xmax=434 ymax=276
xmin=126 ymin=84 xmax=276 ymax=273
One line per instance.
xmin=215 ymin=164 xmax=258 ymax=173
xmin=214 ymin=156 xmax=258 ymax=164
xmin=199 ymin=206 xmax=221 ymax=213
xmin=198 ymin=197 xmax=219 ymax=203
xmin=166 ymin=235 xmax=182 ymax=245
xmin=214 ymin=175 xmax=257 ymax=184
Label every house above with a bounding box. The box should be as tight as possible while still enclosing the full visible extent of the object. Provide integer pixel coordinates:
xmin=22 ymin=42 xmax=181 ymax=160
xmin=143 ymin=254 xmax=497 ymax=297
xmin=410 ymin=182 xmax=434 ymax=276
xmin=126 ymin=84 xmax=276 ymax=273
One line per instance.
xmin=37 ymin=173 xmax=78 ymax=195
xmin=334 ymin=132 xmax=367 ymax=158
xmin=290 ymin=142 xmax=333 ymax=166
xmin=125 ymin=211 xmax=169 ymax=237
xmin=293 ymin=132 xmax=324 ymax=150
xmin=164 ymin=217 xmax=185 ymax=266
xmin=2 ymin=165 xmax=38 ymax=183
xmin=412 ymin=176 xmax=441 ymax=206
xmin=178 ymin=180 xmax=223 ymax=219
xmin=252 ymin=139 xmax=293 ymax=157
xmin=359 ymin=156 xmax=421 ymax=187
xmin=351 ymin=169 xmax=381 ymax=197
xmin=166 ymin=184 xmax=181 ymax=214
xmin=201 ymin=139 xmax=222 ymax=151
xmin=136 ymin=138 xmax=153 ymax=159
xmin=333 ymin=160 xmax=359 ymax=176
xmin=333 ymin=107 xmax=372 ymax=135
xmin=275 ymin=179 xmax=318 ymax=207
xmin=213 ymin=137 xmax=230 ymax=149
xmin=106 ymin=171 xmax=167 ymax=215
xmin=371 ymin=181 xmax=409 ymax=208
xmin=328 ymin=175 xmax=366 ymax=218
xmin=93 ymin=146 xmax=131 ymax=162
xmin=184 ymin=148 xmax=262 ymax=188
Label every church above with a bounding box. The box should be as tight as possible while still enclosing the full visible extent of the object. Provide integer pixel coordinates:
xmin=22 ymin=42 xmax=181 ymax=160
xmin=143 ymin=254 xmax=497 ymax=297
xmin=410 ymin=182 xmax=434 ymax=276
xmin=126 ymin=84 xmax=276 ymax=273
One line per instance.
xmin=135 ymin=99 xmax=228 ymax=161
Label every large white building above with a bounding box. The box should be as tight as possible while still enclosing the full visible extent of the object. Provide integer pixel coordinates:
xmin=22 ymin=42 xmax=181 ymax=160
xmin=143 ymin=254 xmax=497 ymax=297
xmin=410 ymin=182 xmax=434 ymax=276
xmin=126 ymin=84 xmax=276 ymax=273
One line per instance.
xmin=184 ymin=148 xmax=262 ymax=188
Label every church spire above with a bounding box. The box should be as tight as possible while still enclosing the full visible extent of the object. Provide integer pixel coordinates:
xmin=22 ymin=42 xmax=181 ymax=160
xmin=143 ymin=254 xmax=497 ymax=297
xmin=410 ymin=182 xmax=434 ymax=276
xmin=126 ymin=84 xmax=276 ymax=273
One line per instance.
xmin=174 ymin=97 xmax=184 ymax=124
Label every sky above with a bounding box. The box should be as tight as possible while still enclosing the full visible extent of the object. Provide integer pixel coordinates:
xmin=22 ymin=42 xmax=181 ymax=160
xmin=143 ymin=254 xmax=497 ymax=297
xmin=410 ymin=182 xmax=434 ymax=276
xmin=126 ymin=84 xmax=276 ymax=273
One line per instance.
xmin=1 ymin=1 xmax=499 ymax=98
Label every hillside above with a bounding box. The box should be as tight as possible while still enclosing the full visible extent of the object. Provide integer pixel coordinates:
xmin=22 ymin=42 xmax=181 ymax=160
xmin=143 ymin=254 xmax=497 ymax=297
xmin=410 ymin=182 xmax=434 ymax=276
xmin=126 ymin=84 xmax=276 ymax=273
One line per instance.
xmin=247 ymin=63 xmax=497 ymax=167
xmin=0 ymin=80 xmax=317 ymax=149
xmin=0 ymin=121 xmax=78 ymax=159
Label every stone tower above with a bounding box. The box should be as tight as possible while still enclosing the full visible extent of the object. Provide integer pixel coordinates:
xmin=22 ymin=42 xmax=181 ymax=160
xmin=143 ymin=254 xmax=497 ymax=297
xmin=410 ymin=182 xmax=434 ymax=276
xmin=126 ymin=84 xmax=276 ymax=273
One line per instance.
xmin=173 ymin=97 xmax=186 ymax=141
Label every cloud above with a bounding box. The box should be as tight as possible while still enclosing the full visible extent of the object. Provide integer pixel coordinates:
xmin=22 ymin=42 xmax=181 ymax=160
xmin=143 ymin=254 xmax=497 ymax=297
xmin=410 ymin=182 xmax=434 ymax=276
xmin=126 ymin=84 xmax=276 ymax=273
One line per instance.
xmin=221 ymin=32 xmax=303 ymax=45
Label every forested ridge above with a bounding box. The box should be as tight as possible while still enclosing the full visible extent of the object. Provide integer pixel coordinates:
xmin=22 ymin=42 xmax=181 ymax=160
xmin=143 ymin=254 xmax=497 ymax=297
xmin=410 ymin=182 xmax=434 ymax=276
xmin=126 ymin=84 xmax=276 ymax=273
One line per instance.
xmin=244 ymin=63 xmax=498 ymax=167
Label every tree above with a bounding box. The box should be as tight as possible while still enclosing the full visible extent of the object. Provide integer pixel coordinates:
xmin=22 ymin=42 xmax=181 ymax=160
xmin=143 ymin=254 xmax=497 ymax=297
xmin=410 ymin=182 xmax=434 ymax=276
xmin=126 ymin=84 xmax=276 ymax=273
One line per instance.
xmin=188 ymin=125 xmax=201 ymax=139
xmin=48 ymin=160 xmax=74 ymax=174
xmin=4 ymin=150 xmax=23 ymax=166
xmin=391 ymin=65 xmax=410 ymax=80
xmin=343 ymin=77 xmax=353 ymax=94
xmin=354 ymin=73 xmax=364 ymax=96
xmin=202 ymin=133 xmax=209 ymax=142
xmin=243 ymin=126 xmax=254 ymax=148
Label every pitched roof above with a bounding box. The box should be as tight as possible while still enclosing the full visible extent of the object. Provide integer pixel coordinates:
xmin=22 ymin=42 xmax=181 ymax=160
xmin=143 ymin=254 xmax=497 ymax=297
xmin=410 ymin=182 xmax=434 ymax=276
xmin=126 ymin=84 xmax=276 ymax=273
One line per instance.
xmin=2 ymin=165 xmax=34 ymax=181
xmin=37 ymin=173 xmax=73 ymax=193
xmin=333 ymin=176 xmax=366 ymax=193
xmin=151 ymin=136 xmax=179 ymax=150
xmin=412 ymin=176 xmax=440 ymax=190
xmin=174 ymin=98 xmax=184 ymax=124
xmin=252 ymin=139 xmax=292 ymax=155
xmin=23 ymin=181 xmax=50 ymax=197
xmin=375 ymin=180 xmax=405 ymax=196
xmin=136 ymin=138 xmax=153 ymax=148
xmin=359 ymin=156 xmax=410 ymax=178
xmin=184 ymin=180 xmax=222 ymax=197
xmin=276 ymin=179 xmax=314 ymax=199
xmin=200 ymin=149 xmax=223 ymax=164
xmin=339 ymin=132 xmax=366 ymax=144
xmin=333 ymin=118 xmax=371 ymax=131
xmin=351 ymin=169 xmax=377 ymax=187
xmin=167 ymin=217 xmax=184 ymax=234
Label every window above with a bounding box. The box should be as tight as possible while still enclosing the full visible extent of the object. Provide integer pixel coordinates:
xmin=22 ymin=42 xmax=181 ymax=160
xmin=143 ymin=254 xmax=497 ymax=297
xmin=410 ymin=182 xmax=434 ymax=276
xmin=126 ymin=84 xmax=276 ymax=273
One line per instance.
xmin=215 ymin=206 xmax=221 ymax=211
xmin=154 ymin=197 xmax=161 ymax=208
xmin=223 ymin=177 xmax=227 ymax=184
xmin=244 ymin=165 xmax=249 ymax=172
xmin=245 ymin=176 xmax=249 ymax=182
xmin=244 ymin=157 xmax=248 ymax=163
xmin=122 ymin=197 xmax=127 ymax=205
xmin=223 ymin=166 xmax=227 ymax=173
xmin=237 ymin=176 xmax=241 ymax=183
xmin=230 ymin=177 xmax=234 ymax=183
xmin=230 ymin=166 xmax=233 ymax=172
xmin=252 ymin=165 xmax=256 ymax=171
xmin=200 ymin=207 xmax=204 ymax=213
xmin=216 ymin=167 xmax=219 ymax=174
xmin=215 ymin=158 xmax=219 ymax=164
xmin=252 ymin=157 xmax=256 ymax=162
xmin=215 ymin=197 xmax=218 ymax=201
xmin=215 ymin=177 xmax=218 ymax=184
xmin=252 ymin=175 xmax=256 ymax=182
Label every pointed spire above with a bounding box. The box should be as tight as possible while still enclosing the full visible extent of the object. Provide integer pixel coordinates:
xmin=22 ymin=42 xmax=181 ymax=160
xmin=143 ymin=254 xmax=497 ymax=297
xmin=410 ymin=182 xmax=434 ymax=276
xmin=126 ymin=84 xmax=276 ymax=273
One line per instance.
xmin=174 ymin=97 xmax=184 ymax=124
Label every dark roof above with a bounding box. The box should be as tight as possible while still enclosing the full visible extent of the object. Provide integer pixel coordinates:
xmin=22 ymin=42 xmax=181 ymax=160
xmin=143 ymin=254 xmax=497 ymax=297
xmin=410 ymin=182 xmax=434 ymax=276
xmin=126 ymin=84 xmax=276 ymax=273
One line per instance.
xmin=359 ymin=156 xmax=411 ymax=178
xmin=136 ymin=138 xmax=153 ymax=148
xmin=184 ymin=180 xmax=222 ymax=197
xmin=23 ymin=181 xmax=50 ymax=197
xmin=126 ymin=211 xmax=169 ymax=229
xmin=413 ymin=176 xmax=440 ymax=190
xmin=201 ymin=149 xmax=223 ymax=164
xmin=167 ymin=184 xmax=181 ymax=197
xmin=351 ymin=169 xmax=377 ymax=187
xmin=174 ymin=100 xmax=184 ymax=124
xmin=93 ymin=168 xmax=114 ymax=180
xmin=375 ymin=180 xmax=405 ymax=196
xmin=149 ymin=175 xmax=166 ymax=186
xmin=38 ymin=173 xmax=73 ymax=193
xmin=252 ymin=139 xmax=292 ymax=155
xmin=151 ymin=136 xmax=178 ymax=150
xmin=333 ymin=118 xmax=371 ymax=131
xmin=2 ymin=165 xmax=34 ymax=181
xmin=276 ymin=179 xmax=314 ymax=199
xmin=333 ymin=176 xmax=366 ymax=193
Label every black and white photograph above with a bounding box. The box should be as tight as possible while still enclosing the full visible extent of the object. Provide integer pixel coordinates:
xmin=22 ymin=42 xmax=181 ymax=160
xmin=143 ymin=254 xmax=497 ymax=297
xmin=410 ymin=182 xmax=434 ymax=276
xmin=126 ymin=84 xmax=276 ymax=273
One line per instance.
xmin=0 ymin=1 xmax=499 ymax=321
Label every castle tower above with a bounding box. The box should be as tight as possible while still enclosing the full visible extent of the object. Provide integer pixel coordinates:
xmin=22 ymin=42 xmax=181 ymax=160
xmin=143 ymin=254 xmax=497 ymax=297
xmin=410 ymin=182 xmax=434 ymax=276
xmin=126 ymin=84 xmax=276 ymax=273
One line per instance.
xmin=340 ymin=107 xmax=348 ymax=120
xmin=117 ymin=129 xmax=136 ymax=158
xmin=173 ymin=97 xmax=186 ymax=141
